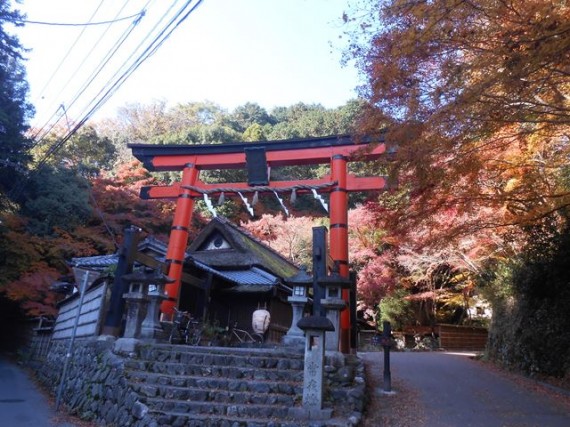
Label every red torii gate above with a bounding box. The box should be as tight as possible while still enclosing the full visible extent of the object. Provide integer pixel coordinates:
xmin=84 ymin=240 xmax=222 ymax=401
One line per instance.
xmin=129 ymin=134 xmax=388 ymax=353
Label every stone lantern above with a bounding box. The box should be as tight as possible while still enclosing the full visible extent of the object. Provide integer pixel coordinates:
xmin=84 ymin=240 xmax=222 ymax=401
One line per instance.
xmin=318 ymin=262 xmax=352 ymax=352
xmin=282 ymin=266 xmax=312 ymax=346
xmin=122 ymin=267 xmax=172 ymax=341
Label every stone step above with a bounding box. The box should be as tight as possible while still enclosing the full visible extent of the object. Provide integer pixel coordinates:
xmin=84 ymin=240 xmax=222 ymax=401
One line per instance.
xmin=127 ymin=371 xmax=302 ymax=395
xmin=132 ymin=382 xmax=297 ymax=406
xmin=146 ymin=398 xmax=291 ymax=419
xmin=151 ymin=411 xmax=311 ymax=427
xmin=154 ymin=352 xmax=303 ymax=371
xmin=124 ymin=360 xmax=304 ymax=382
xmin=138 ymin=344 xmax=304 ymax=369
xmin=122 ymin=345 xmax=363 ymax=426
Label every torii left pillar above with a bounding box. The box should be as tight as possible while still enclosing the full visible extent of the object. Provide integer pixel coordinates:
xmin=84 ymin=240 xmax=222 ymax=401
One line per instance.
xmin=330 ymin=154 xmax=351 ymax=354
xmin=161 ymin=162 xmax=198 ymax=318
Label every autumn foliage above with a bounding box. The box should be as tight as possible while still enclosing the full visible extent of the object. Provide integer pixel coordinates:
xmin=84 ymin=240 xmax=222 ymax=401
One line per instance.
xmin=341 ymin=0 xmax=570 ymax=374
xmin=0 ymin=160 xmax=177 ymax=316
xmin=347 ymin=0 xmax=570 ymax=247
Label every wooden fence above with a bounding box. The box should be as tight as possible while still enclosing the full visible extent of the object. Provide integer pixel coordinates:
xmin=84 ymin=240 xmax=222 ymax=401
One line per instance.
xmin=52 ymin=280 xmax=109 ymax=340
xmin=358 ymin=324 xmax=488 ymax=352
xmin=438 ymin=324 xmax=488 ymax=351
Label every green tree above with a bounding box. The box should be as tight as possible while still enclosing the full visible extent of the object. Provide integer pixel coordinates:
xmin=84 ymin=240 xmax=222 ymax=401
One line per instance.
xmin=0 ymin=1 xmax=34 ymax=208
xmin=243 ymin=123 xmax=266 ymax=141
xmin=33 ymin=125 xmax=116 ymax=176
xmin=229 ymin=102 xmax=273 ymax=133
xmin=21 ymin=167 xmax=91 ymax=235
xmin=379 ymin=288 xmax=415 ymax=331
xmin=481 ymin=218 xmax=570 ymax=377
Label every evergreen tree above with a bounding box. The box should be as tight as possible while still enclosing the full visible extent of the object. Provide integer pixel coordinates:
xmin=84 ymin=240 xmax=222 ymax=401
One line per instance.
xmin=0 ymin=1 xmax=33 ymax=207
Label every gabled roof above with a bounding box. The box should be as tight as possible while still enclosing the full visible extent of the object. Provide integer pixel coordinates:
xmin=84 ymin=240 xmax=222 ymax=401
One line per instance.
xmin=69 ymin=236 xmax=173 ymax=271
xmin=188 ymin=216 xmax=299 ymax=280
xmin=138 ymin=235 xmax=169 ymax=257
xmin=70 ymin=254 xmax=118 ymax=270
xmin=68 ymin=217 xmax=299 ymax=290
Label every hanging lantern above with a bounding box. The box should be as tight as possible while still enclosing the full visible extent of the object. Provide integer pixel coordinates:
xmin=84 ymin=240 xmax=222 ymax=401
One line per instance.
xmin=252 ymin=308 xmax=271 ymax=334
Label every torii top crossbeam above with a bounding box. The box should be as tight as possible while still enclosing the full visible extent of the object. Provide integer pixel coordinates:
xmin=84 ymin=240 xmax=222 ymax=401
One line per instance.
xmin=130 ymin=134 xmax=385 ymax=171
xmin=129 ymin=134 xmax=388 ymax=353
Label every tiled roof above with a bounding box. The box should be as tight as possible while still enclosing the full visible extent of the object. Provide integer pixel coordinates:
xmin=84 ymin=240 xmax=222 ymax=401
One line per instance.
xmin=69 ymin=236 xmax=172 ymax=270
xmin=193 ymin=261 xmax=278 ymax=289
xmin=69 ymin=254 xmax=118 ymax=269
xmin=67 ymin=219 xmax=298 ymax=295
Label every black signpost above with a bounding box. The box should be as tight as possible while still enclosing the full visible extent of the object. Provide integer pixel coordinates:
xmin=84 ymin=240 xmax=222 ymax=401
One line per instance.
xmin=382 ymin=321 xmax=392 ymax=393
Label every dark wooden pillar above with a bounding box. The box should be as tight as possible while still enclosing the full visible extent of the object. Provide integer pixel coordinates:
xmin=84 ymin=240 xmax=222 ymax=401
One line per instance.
xmin=102 ymin=225 xmax=141 ymax=336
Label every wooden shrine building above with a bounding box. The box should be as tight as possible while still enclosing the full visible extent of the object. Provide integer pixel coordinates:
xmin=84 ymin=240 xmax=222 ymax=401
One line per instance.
xmin=181 ymin=216 xmax=298 ymax=342
xmin=68 ymin=217 xmax=298 ymax=342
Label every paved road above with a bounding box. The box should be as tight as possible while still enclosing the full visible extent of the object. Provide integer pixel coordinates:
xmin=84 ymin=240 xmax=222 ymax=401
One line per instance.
xmin=0 ymin=357 xmax=77 ymax=427
xmin=362 ymin=351 xmax=570 ymax=427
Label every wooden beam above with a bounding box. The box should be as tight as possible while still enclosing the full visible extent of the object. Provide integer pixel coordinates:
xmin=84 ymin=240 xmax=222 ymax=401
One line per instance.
xmin=145 ymin=144 xmax=385 ymax=171
xmin=140 ymin=175 xmax=388 ymax=200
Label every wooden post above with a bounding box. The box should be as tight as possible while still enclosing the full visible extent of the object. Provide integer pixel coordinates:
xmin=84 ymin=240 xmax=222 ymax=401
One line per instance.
xmin=312 ymin=226 xmax=328 ymax=317
xmin=102 ymin=225 xmax=141 ymax=336
xmin=330 ymin=154 xmax=350 ymax=353
xmin=161 ymin=162 xmax=198 ymax=318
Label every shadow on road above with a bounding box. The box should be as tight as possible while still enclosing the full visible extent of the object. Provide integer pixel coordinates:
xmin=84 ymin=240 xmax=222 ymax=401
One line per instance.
xmin=360 ymin=351 xmax=570 ymax=427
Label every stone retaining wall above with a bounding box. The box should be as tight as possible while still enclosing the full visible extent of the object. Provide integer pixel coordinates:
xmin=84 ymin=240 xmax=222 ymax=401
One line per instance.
xmin=32 ymin=338 xmax=155 ymax=427
xmin=31 ymin=338 xmax=366 ymax=426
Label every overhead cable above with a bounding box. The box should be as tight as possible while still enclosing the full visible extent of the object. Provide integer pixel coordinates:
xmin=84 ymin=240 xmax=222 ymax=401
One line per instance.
xmin=30 ymin=0 xmax=107 ymax=142
xmin=19 ymin=11 xmax=145 ymax=27
xmin=32 ymin=0 xmax=204 ymax=172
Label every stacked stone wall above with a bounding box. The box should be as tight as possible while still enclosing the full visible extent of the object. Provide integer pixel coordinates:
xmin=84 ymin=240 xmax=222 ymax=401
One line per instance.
xmin=32 ymin=338 xmax=155 ymax=427
xmin=31 ymin=339 xmax=366 ymax=426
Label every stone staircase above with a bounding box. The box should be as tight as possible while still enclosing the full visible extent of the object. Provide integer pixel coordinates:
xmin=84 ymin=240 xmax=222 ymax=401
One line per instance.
xmin=123 ymin=344 xmax=363 ymax=427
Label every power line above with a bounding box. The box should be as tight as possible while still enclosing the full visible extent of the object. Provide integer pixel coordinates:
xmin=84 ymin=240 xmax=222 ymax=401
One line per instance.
xmin=30 ymin=0 xmax=107 ymax=141
xmin=29 ymin=3 xmax=148 ymax=147
xmin=29 ymin=1 xmax=157 ymax=142
xmin=32 ymin=0 xmax=204 ymax=172
xmin=69 ymin=0 xmax=196 ymax=128
xmin=19 ymin=11 xmax=145 ymax=27
xmin=43 ymin=11 xmax=144 ymax=139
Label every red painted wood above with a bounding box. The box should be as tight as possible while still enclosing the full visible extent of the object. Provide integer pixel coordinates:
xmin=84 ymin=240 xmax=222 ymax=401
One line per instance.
xmin=131 ymin=137 xmax=388 ymax=340
xmin=141 ymin=175 xmax=387 ymax=199
xmin=148 ymin=144 xmax=386 ymax=170
xmin=330 ymin=155 xmax=351 ymax=353
xmin=161 ymin=162 xmax=198 ymax=317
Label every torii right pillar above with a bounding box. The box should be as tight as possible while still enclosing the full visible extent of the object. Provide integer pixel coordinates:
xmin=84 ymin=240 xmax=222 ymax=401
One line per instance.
xmin=330 ymin=154 xmax=351 ymax=354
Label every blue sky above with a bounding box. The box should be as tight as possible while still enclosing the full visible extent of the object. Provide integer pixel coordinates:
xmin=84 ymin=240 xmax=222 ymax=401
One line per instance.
xmin=12 ymin=0 xmax=362 ymax=129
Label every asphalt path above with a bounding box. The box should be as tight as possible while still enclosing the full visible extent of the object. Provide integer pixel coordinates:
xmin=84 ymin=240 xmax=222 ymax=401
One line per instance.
xmin=362 ymin=351 xmax=570 ymax=427
xmin=0 ymin=356 xmax=77 ymax=427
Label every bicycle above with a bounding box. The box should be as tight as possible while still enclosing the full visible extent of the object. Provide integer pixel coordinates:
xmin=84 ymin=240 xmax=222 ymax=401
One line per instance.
xmin=226 ymin=321 xmax=264 ymax=346
xmin=168 ymin=307 xmax=202 ymax=345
